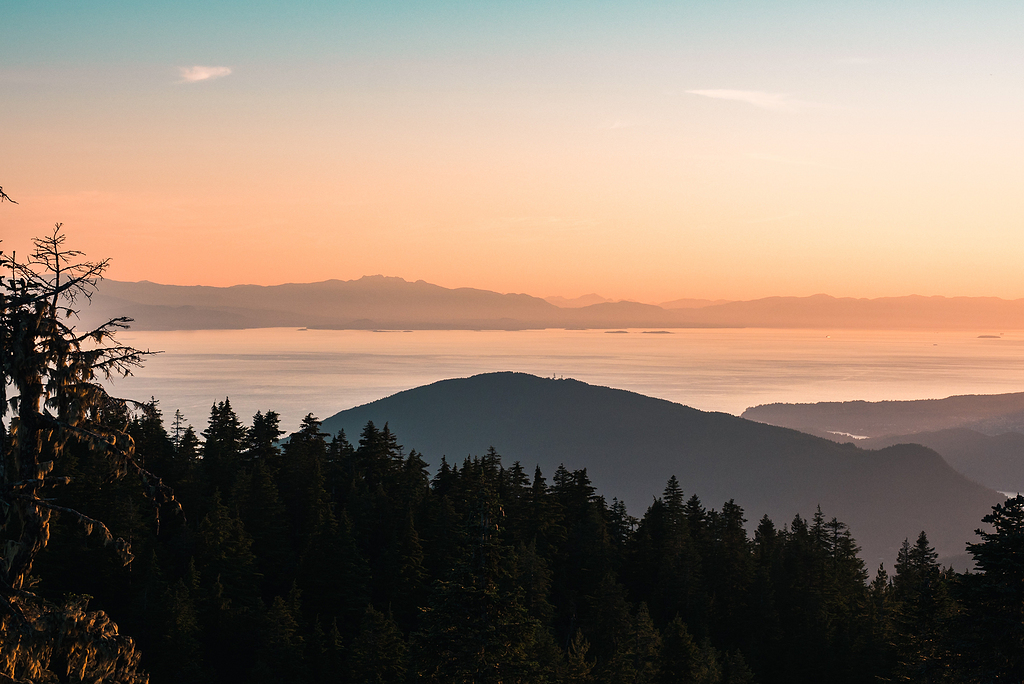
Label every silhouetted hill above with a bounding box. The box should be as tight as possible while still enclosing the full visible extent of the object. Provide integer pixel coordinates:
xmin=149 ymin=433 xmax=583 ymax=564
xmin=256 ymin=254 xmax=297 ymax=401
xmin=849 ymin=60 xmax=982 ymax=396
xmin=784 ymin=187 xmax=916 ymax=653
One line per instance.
xmin=742 ymin=392 xmax=1024 ymax=439
xmin=319 ymin=372 xmax=1000 ymax=567
xmin=857 ymin=428 xmax=1024 ymax=494
xmin=83 ymin=278 xmax=1024 ymax=330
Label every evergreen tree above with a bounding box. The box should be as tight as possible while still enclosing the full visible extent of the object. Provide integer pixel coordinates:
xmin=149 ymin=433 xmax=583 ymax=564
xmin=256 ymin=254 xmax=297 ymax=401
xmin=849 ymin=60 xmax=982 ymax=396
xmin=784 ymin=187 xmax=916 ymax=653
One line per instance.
xmin=888 ymin=532 xmax=953 ymax=682
xmin=247 ymin=410 xmax=283 ymax=462
xmin=564 ymin=629 xmax=596 ymax=683
xmin=0 ymin=225 xmax=171 ymax=684
xmin=415 ymin=472 xmax=540 ymax=683
xmin=658 ymin=616 xmax=703 ymax=684
xmin=349 ymin=605 xmax=409 ymax=684
xmin=201 ymin=398 xmax=247 ymax=495
xmin=157 ymin=569 xmax=206 ymax=684
xmin=232 ymin=461 xmax=291 ymax=596
xmin=295 ymin=509 xmax=370 ymax=631
xmin=253 ymin=588 xmax=306 ymax=684
xmin=959 ymin=495 xmax=1024 ymax=681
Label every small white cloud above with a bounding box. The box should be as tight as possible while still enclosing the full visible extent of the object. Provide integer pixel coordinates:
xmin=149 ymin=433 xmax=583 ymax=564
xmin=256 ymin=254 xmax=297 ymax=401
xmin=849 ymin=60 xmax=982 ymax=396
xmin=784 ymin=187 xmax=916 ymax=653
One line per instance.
xmin=686 ymin=89 xmax=808 ymax=112
xmin=178 ymin=66 xmax=232 ymax=83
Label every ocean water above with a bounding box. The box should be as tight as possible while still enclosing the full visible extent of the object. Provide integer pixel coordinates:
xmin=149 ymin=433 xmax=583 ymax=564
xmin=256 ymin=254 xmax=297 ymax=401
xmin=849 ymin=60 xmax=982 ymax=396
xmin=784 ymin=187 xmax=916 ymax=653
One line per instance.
xmin=106 ymin=327 xmax=1024 ymax=435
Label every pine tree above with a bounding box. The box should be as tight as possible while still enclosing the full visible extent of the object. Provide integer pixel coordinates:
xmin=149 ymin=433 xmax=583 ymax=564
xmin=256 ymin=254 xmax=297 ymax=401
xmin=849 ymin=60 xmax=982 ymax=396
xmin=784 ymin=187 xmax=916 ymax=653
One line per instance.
xmin=348 ymin=605 xmax=409 ymax=683
xmin=157 ymin=570 xmax=206 ymax=683
xmin=564 ymin=628 xmax=596 ymax=683
xmin=193 ymin=492 xmax=262 ymax=614
xmin=254 ymin=588 xmax=306 ymax=684
xmin=232 ymin=460 xmax=291 ymax=595
xmin=377 ymin=510 xmax=427 ymax=630
xmin=657 ymin=616 xmax=703 ymax=684
xmin=959 ymin=495 xmax=1024 ymax=681
xmin=201 ymin=398 xmax=247 ymax=495
xmin=415 ymin=473 xmax=540 ymax=683
xmin=247 ymin=410 xmax=283 ymax=462
xmin=0 ymin=224 xmax=172 ymax=684
xmin=295 ymin=509 xmax=370 ymax=631
xmin=891 ymin=531 xmax=954 ymax=683
xmin=171 ymin=409 xmax=187 ymax=449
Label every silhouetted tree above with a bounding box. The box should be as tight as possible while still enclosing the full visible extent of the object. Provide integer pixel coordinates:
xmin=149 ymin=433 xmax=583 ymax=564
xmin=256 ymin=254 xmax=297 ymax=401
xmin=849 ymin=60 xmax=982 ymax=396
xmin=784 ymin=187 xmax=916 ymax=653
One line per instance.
xmin=959 ymin=495 xmax=1024 ymax=681
xmin=0 ymin=225 xmax=174 ymax=682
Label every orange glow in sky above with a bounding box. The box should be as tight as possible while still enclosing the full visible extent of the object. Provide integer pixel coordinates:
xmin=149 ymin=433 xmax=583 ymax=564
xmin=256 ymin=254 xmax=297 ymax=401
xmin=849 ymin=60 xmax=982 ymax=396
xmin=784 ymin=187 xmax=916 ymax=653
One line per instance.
xmin=4 ymin=2 xmax=1024 ymax=303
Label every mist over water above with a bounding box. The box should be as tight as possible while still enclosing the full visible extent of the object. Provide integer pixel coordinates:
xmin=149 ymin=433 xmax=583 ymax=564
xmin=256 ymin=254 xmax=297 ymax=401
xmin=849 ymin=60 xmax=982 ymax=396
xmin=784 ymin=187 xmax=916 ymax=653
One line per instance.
xmin=110 ymin=328 xmax=1024 ymax=435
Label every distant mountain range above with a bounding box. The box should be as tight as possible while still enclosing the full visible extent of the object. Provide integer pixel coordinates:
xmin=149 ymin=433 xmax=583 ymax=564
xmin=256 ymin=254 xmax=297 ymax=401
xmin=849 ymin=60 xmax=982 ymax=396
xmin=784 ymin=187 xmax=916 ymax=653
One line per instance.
xmin=543 ymin=293 xmax=612 ymax=308
xmin=743 ymin=393 xmax=1024 ymax=494
xmin=318 ymin=372 xmax=1001 ymax=569
xmin=81 ymin=276 xmax=1024 ymax=331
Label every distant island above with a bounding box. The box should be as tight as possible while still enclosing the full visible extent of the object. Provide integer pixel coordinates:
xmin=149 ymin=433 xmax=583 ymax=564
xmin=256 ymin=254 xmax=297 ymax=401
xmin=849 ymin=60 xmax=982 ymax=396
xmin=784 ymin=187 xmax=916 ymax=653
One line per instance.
xmin=81 ymin=276 xmax=1024 ymax=331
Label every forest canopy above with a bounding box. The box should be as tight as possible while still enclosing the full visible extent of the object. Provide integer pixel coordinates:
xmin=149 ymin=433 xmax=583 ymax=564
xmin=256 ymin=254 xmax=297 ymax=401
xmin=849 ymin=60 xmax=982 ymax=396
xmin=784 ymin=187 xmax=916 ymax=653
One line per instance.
xmin=1 ymin=224 xmax=1021 ymax=684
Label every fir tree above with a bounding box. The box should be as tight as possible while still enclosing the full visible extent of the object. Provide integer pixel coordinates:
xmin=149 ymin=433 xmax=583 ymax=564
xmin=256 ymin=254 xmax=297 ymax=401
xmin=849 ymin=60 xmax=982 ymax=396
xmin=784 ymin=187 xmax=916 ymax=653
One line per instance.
xmin=349 ymin=605 xmax=409 ymax=684
xmin=201 ymin=398 xmax=247 ymax=495
xmin=960 ymin=495 xmax=1024 ymax=681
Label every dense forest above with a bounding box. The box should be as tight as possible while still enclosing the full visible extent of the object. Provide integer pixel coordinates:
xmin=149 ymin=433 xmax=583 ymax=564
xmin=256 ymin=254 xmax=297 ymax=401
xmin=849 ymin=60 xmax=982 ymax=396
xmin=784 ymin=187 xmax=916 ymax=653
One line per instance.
xmin=2 ymin=223 xmax=1022 ymax=683
xmin=18 ymin=402 xmax=1024 ymax=683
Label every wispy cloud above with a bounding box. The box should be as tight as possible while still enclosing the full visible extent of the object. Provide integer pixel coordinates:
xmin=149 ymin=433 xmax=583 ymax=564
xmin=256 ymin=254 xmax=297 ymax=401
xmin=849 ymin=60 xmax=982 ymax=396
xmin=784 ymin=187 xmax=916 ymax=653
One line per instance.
xmin=178 ymin=66 xmax=232 ymax=84
xmin=686 ymin=89 xmax=812 ymax=112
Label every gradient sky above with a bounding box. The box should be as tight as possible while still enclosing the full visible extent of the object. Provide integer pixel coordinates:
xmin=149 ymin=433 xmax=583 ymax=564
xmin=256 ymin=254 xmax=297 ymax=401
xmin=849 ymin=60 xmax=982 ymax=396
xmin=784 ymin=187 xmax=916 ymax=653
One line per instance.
xmin=3 ymin=1 xmax=1023 ymax=302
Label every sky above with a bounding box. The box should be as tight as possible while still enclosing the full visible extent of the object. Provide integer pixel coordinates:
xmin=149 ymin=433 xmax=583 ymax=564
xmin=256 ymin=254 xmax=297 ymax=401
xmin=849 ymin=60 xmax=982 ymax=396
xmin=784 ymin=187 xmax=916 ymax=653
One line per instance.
xmin=3 ymin=1 xmax=1024 ymax=303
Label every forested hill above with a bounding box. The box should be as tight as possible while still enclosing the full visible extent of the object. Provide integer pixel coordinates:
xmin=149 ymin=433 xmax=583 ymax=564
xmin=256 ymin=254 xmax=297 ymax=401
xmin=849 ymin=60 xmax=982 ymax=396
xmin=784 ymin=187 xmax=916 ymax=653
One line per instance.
xmin=743 ymin=393 xmax=1024 ymax=494
xmin=319 ymin=372 xmax=1000 ymax=567
xmin=743 ymin=391 xmax=1024 ymax=438
xmin=81 ymin=277 xmax=1024 ymax=330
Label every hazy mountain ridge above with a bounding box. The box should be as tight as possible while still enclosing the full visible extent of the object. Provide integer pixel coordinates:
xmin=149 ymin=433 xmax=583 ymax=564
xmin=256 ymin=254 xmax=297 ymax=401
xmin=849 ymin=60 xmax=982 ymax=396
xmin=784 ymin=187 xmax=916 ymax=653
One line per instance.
xmin=688 ymin=293 xmax=1024 ymax=329
xmin=659 ymin=297 xmax=733 ymax=309
xmin=84 ymin=277 xmax=1024 ymax=330
xmin=743 ymin=394 xmax=1024 ymax=494
xmin=318 ymin=372 xmax=1000 ymax=567
xmin=743 ymin=391 xmax=1024 ymax=438
xmin=543 ymin=293 xmax=611 ymax=307
xmin=857 ymin=429 xmax=1024 ymax=493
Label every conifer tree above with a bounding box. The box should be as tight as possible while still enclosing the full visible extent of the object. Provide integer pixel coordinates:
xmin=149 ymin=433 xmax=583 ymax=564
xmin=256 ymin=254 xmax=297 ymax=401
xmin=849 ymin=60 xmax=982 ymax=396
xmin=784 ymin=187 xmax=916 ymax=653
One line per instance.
xmin=157 ymin=567 xmax=206 ymax=683
xmin=0 ymin=224 xmax=173 ymax=683
xmin=891 ymin=532 xmax=954 ymax=683
xmin=564 ymin=628 xmax=596 ymax=683
xmin=349 ymin=605 xmax=409 ymax=683
xmin=960 ymin=495 xmax=1024 ymax=681
xmin=232 ymin=460 xmax=291 ymax=595
xmin=658 ymin=616 xmax=703 ymax=683
xmin=254 ymin=589 xmax=306 ymax=684
xmin=201 ymin=399 xmax=247 ymax=494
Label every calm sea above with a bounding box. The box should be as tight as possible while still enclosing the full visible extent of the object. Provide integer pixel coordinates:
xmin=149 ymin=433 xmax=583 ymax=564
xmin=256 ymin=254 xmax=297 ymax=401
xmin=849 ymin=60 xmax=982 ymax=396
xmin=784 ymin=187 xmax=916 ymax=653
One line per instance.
xmin=109 ymin=328 xmax=1024 ymax=434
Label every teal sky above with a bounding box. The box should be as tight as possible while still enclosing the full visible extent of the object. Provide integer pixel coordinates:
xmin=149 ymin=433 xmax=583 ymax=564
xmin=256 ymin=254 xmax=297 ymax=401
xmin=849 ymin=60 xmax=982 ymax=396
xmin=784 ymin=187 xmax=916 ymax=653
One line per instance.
xmin=3 ymin=2 xmax=1024 ymax=300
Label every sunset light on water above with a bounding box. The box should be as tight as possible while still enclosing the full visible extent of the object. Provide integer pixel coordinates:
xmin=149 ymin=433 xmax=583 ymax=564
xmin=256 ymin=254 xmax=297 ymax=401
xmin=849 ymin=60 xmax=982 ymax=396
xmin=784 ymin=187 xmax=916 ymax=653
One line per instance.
xmin=113 ymin=327 xmax=1024 ymax=434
